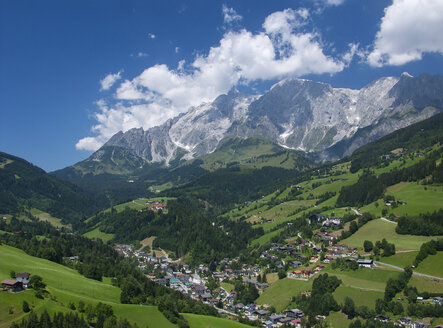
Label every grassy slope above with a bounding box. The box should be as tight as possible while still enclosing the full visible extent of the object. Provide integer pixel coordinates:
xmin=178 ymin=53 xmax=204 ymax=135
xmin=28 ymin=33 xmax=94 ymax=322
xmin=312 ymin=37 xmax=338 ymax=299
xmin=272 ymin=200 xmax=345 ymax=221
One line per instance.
xmin=256 ymin=278 xmax=312 ymax=312
xmin=409 ymin=275 xmax=443 ymax=293
xmin=324 ymin=267 xmax=400 ymax=292
xmin=415 ymin=251 xmax=443 ymax=278
xmin=183 ymin=314 xmax=251 ymax=328
xmin=29 ymin=208 xmax=67 ymax=228
xmin=333 ymin=286 xmax=383 ymax=309
xmin=328 ymin=311 xmax=352 ymax=328
xmin=379 ymin=251 xmax=418 ymax=269
xmin=360 ymin=183 xmax=443 ymax=217
xmin=83 ymin=228 xmax=115 ymax=242
xmin=0 ymin=245 xmax=174 ymax=328
xmin=341 ymin=219 xmax=436 ymax=251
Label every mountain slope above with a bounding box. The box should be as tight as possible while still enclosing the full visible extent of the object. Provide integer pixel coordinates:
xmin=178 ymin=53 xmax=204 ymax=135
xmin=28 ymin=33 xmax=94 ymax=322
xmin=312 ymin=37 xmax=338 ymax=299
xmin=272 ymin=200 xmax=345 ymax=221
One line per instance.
xmin=70 ymin=73 xmax=443 ymax=176
xmin=0 ymin=151 xmax=97 ymax=225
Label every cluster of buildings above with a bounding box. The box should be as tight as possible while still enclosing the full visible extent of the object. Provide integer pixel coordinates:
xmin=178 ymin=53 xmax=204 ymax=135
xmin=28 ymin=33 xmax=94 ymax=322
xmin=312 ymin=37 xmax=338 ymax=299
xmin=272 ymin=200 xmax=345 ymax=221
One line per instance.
xmin=1 ymin=272 xmax=30 ymax=292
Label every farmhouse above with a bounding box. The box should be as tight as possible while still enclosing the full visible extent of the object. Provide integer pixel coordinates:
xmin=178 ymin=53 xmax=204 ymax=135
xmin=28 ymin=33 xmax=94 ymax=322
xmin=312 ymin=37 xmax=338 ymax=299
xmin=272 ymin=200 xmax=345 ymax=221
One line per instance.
xmin=15 ymin=272 xmax=30 ymax=287
xmin=149 ymin=204 xmax=166 ymax=211
xmin=357 ymin=259 xmax=374 ymax=268
xmin=1 ymin=279 xmax=23 ymax=292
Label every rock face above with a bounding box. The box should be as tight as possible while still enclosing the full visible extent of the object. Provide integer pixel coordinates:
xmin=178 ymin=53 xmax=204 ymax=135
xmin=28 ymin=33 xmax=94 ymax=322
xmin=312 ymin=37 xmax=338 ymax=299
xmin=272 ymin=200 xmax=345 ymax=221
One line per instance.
xmin=87 ymin=73 xmax=443 ymax=167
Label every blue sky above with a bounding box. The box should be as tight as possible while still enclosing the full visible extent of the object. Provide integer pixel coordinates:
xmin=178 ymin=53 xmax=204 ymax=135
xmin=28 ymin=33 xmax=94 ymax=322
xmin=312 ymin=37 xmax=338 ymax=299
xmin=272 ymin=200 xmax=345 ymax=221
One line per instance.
xmin=1 ymin=0 xmax=443 ymax=171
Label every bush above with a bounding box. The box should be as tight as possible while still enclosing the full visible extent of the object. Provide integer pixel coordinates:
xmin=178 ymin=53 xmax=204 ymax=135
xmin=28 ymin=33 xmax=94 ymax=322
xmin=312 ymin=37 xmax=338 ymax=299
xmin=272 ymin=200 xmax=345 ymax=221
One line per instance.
xmin=22 ymin=301 xmax=30 ymax=313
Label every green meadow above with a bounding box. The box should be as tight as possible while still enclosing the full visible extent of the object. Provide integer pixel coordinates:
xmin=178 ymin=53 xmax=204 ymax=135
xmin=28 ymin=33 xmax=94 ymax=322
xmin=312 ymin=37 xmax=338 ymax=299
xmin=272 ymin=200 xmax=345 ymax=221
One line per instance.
xmin=83 ymin=227 xmax=115 ymax=242
xmin=183 ymin=313 xmax=250 ymax=328
xmin=415 ymin=251 xmax=443 ymax=278
xmin=379 ymin=251 xmax=418 ymax=269
xmin=409 ymin=275 xmax=443 ymax=293
xmin=29 ymin=208 xmax=67 ymax=228
xmin=256 ymin=278 xmax=312 ymax=312
xmin=361 ymin=182 xmax=443 ymax=217
xmin=323 ymin=267 xmax=400 ymax=292
xmin=327 ymin=311 xmax=352 ymax=328
xmin=333 ymin=285 xmax=383 ymax=309
xmin=0 ymin=245 xmax=174 ymax=328
xmin=341 ymin=219 xmax=436 ymax=251
xmin=104 ymin=197 xmax=174 ymax=214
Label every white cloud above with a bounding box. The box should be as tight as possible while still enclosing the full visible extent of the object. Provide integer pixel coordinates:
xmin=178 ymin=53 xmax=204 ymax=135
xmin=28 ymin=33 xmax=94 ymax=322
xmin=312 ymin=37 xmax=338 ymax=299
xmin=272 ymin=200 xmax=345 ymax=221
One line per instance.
xmin=77 ymin=8 xmax=353 ymax=151
xmin=222 ymin=5 xmax=242 ymax=24
xmin=137 ymin=52 xmax=148 ymax=57
xmin=99 ymin=71 xmax=122 ymax=91
xmin=175 ymin=47 xmax=180 ymax=53
xmin=325 ymin=0 xmax=345 ymax=6
xmin=368 ymin=0 xmax=443 ymax=67
xmin=148 ymin=33 xmax=156 ymax=39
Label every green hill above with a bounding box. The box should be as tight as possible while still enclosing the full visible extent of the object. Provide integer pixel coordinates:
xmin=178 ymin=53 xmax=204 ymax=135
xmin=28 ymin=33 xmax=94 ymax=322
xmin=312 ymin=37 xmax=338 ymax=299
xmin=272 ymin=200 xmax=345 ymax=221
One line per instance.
xmin=0 ymin=152 xmax=97 ymax=226
xmin=0 ymin=245 xmax=174 ymax=328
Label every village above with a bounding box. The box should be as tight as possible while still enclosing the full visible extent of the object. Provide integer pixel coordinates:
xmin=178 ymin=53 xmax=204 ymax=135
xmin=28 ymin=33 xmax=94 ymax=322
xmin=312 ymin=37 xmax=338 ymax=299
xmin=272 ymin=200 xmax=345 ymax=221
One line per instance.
xmin=110 ymin=209 xmax=423 ymax=328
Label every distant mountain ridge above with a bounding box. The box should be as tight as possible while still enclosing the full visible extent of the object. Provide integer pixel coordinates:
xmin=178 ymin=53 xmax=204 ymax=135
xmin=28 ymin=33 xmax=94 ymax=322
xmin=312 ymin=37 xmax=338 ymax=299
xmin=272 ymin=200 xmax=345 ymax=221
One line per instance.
xmin=0 ymin=151 xmax=97 ymax=225
xmin=57 ymin=73 xmax=443 ymax=180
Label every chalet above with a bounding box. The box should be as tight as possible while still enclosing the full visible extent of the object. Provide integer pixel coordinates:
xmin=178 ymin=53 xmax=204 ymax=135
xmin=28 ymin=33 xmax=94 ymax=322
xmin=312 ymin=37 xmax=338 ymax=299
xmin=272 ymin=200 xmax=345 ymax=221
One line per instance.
xmin=254 ymin=309 xmax=270 ymax=318
xmin=192 ymin=284 xmax=207 ymax=296
xmin=357 ymin=259 xmax=374 ymax=268
xmin=1 ymin=279 xmax=23 ymax=292
xmin=148 ymin=204 xmax=166 ymax=211
xmin=285 ymin=308 xmax=304 ymax=318
xmin=234 ymin=303 xmax=245 ymax=311
xmin=413 ymin=321 xmax=430 ymax=328
xmin=269 ymin=314 xmax=285 ymax=323
xmin=396 ymin=317 xmax=413 ymax=326
xmin=376 ymin=315 xmax=391 ymax=323
xmin=309 ymin=214 xmax=325 ymax=225
xmin=15 ymin=272 xmax=30 ymax=286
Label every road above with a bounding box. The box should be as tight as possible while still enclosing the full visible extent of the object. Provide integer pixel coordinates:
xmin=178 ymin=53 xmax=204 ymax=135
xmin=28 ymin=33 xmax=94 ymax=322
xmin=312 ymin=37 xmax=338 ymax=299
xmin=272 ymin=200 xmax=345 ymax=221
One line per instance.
xmin=379 ymin=217 xmax=397 ymax=224
xmin=375 ymin=261 xmax=443 ymax=281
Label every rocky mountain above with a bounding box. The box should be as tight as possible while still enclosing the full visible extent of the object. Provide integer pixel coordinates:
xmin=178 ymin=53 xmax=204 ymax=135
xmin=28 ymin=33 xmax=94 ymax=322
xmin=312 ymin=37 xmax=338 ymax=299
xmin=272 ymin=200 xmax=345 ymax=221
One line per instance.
xmin=61 ymin=73 xmax=443 ymax=175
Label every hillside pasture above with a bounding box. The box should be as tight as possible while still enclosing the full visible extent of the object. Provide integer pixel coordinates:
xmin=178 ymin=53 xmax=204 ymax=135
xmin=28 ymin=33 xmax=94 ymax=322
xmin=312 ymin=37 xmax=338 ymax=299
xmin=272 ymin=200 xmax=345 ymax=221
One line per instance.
xmin=256 ymin=278 xmax=312 ymax=312
xmin=83 ymin=227 xmax=115 ymax=242
xmin=415 ymin=251 xmax=443 ymax=278
xmin=183 ymin=313 xmax=251 ymax=328
xmin=29 ymin=208 xmax=66 ymax=228
xmin=0 ymin=245 xmax=176 ymax=328
xmin=341 ymin=219 xmax=436 ymax=251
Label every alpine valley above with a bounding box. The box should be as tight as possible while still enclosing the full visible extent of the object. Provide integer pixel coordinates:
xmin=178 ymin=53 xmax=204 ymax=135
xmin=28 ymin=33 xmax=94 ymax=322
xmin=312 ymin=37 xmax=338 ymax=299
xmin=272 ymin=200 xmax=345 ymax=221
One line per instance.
xmin=1 ymin=73 xmax=443 ymax=328
xmin=53 ymin=73 xmax=443 ymax=204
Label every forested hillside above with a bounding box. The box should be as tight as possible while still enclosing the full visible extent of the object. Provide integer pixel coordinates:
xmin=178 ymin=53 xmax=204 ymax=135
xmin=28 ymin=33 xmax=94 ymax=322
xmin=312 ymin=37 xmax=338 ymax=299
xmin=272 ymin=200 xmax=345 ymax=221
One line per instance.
xmin=0 ymin=152 xmax=97 ymax=226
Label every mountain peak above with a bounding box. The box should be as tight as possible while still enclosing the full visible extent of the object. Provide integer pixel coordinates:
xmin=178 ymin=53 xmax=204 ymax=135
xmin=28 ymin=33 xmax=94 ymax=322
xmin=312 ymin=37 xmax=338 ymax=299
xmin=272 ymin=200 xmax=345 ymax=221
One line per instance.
xmin=75 ymin=73 xmax=443 ymax=173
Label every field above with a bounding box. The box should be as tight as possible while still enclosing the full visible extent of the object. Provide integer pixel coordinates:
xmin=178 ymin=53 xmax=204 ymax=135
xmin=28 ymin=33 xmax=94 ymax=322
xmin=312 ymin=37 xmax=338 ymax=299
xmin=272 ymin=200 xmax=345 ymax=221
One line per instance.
xmin=183 ymin=313 xmax=250 ymax=328
xmin=220 ymin=282 xmax=234 ymax=293
xmin=324 ymin=267 xmax=400 ymax=292
xmin=104 ymin=197 xmax=174 ymax=214
xmin=251 ymin=228 xmax=282 ymax=246
xmin=327 ymin=311 xmax=352 ymax=328
xmin=408 ymin=275 xmax=443 ymax=293
xmin=333 ymin=286 xmax=383 ymax=309
xmin=0 ymin=245 xmax=175 ymax=328
xmin=414 ymin=252 xmax=443 ymax=278
xmin=341 ymin=219 xmax=436 ymax=251
xmin=29 ymin=208 xmax=67 ymax=228
xmin=83 ymin=227 xmax=115 ymax=242
xmin=256 ymin=278 xmax=312 ymax=312
xmin=379 ymin=251 xmax=418 ymax=269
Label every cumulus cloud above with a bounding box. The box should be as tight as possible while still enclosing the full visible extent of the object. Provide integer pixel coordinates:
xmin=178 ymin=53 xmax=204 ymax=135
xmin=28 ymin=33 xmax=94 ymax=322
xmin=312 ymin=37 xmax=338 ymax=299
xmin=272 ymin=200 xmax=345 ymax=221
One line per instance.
xmin=99 ymin=71 xmax=122 ymax=91
xmin=77 ymin=8 xmax=354 ymax=151
xmin=148 ymin=33 xmax=156 ymax=39
xmin=368 ymin=0 xmax=443 ymax=67
xmin=222 ymin=5 xmax=242 ymax=24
